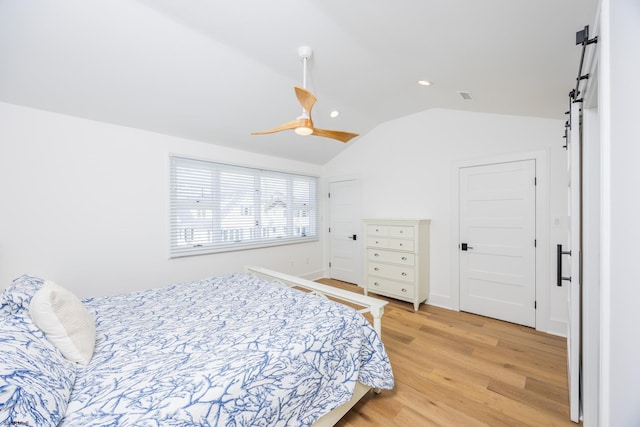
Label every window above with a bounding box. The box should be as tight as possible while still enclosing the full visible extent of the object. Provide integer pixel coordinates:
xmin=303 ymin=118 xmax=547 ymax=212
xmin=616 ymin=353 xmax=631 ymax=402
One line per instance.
xmin=169 ymin=156 xmax=318 ymax=257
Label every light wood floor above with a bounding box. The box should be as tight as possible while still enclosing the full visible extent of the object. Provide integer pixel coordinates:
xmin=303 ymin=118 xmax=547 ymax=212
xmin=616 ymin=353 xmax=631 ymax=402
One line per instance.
xmin=315 ymin=278 xmax=578 ymax=427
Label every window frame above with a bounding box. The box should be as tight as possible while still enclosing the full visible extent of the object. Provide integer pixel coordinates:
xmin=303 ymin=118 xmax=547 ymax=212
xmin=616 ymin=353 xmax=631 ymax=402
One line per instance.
xmin=169 ymin=155 xmax=319 ymax=258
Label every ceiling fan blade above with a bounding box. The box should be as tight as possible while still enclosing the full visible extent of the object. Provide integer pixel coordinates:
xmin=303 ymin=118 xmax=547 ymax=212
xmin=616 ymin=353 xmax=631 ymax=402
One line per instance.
xmin=253 ymin=51 xmax=357 ymax=143
xmin=294 ymin=86 xmax=317 ymax=113
xmin=311 ymin=128 xmax=359 ymax=143
xmin=251 ymin=118 xmax=306 ymax=135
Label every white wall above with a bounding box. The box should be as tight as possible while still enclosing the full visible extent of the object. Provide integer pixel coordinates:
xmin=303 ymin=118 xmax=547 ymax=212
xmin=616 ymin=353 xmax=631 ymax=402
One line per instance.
xmin=0 ymin=102 xmax=324 ymax=298
xmin=324 ymin=108 xmax=568 ymax=333
xmin=599 ymin=0 xmax=640 ymax=424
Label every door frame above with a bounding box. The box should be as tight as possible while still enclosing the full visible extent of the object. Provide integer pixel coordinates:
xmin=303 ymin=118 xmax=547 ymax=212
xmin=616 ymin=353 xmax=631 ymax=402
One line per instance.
xmin=324 ymin=174 xmax=363 ymax=286
xmin=450 ymin=150 xmax=555 ymax=333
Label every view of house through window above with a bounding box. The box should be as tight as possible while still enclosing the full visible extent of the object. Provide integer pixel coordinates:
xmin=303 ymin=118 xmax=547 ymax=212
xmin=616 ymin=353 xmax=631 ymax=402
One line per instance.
xmin=170 ymin=156 xmax=318 ymax=257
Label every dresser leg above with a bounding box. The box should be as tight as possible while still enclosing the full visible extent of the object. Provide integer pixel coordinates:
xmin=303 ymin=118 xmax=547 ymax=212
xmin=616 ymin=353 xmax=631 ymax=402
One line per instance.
xmin=414 ymin=302 xmax=419 ymax=311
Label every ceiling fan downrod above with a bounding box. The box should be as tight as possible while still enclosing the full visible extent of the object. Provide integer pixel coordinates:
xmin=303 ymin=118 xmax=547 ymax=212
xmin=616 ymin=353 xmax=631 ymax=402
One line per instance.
xmin=298 ymin=46 xmax=312 ymax=93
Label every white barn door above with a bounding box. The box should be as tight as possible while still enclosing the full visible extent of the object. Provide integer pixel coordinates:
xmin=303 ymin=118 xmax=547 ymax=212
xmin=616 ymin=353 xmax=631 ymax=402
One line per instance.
xmin=459 ymin=160 xmax=536 ymax=327
xmin=565 ymin=104 xmax=582 ymax=423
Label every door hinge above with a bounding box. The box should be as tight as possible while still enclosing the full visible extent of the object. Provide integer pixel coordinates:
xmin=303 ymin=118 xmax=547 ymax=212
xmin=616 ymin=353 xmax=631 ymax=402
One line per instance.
xmin=329 ymin=262 xmax=332 ymax=268
xmin=534 ymin=301 xmax=537 ymax=309
xmin=328 ymin=227 xmax=331 ymax=233
xmin=534 ymin=177 xmax=537 ymax=186
xmin=534 ymin=239 xmax=537 ymax=247
xmin=328 ymin=192 xmax=331 ymax=198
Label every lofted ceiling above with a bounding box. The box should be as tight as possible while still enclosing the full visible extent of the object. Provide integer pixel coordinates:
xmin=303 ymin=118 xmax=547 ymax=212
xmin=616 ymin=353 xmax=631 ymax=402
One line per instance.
xmin=0 ymin=0 xmax=599 ymax=164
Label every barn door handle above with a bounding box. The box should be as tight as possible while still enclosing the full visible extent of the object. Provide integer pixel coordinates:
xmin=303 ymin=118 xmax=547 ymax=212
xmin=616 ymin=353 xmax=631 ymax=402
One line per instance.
xmin=348 ymin=234 xmax=357 ymax=240
xmin=557 ymin=244 xmax=572 ymax=286
xmin=461 ymin=243 xmax=474 ymax=251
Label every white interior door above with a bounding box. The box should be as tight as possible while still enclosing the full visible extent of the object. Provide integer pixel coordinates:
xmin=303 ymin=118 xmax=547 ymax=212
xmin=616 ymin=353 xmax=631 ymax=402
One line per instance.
xmin=459 ymin=160 xmax=536 ymax=327
xmin=328 ymin=179 xmax=361 ymax=284
xmin=566 ymin=105 xmax=582 ymax=423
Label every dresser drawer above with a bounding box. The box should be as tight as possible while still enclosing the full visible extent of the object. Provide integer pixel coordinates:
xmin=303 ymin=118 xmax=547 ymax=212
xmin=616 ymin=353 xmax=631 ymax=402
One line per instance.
xmin=387 ymin=238 xmax=414 ymax=251
xmin=389 ymin=226 xmax=414 ymax=239
xmin=367 ymin=248 xmax=415 ymax=266
xmin=368 ymin=237 xmax=390 ymax=248
xmin=368 ymin=276 xmax=415 ymax=298
xmin=368 ymin=237 xmax=414 ymax=251
xmin=368 ymin=262 xmax=415 ymax=282
xmin=367 ymin=224 xmax=390 ymax=236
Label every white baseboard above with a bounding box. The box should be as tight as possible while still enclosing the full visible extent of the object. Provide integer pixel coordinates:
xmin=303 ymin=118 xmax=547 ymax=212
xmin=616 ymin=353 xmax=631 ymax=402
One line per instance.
xmin=300 ymin=269 xmax=325 ymax=282
xmin=426 ymin=293 xmax=456 ymax=311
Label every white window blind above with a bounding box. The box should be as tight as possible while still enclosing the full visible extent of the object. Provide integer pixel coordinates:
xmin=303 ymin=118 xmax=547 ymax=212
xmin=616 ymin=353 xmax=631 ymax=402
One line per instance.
xmin=169 ymin=156 xmax=318 ymax=257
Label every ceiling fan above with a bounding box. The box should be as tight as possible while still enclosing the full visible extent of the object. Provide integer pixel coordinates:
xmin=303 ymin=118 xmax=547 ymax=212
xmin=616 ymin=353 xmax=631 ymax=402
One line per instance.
xmin=251 ymin=46 xmax=358 ymax=143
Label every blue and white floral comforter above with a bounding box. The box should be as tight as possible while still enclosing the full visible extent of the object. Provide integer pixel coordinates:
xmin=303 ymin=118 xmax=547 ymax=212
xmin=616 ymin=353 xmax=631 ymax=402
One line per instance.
xmin=58 ymin=273 xmax=393 ymax=426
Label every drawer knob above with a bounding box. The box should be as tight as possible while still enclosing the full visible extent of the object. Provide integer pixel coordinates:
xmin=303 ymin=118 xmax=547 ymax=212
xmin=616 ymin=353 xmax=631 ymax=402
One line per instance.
xmin=402 ymin=288 xmax=407 ymax=293
xmin=400 ymin=230 xmax=404 ymax=234
xmin=401 ymin=272 xmax=407 ymax=276
xmin=375 ymin=241 xmax=380 ymax=244
xmin=374 ymin=253 xmax=380 ymax=257
xmin=401 ymin=256 xmax=407 ymax=261
xmin=399 ymin=243 xmax=404 ymax=247
xmin=374 ymin=282 xmax=380 ymax=287
xmin=374 ymin=267 xmax=380 ymax=271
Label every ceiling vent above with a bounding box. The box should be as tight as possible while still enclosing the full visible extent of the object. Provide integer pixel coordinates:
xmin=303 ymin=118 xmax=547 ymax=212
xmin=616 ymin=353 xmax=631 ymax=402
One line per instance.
xmin=457 ymin=91 xmax=473 ymax=100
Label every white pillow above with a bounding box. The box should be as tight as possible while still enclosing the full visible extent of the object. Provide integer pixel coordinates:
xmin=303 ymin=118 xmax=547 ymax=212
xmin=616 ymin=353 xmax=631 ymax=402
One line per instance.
xmin=29 ymin=280 xmax=96 ymax=365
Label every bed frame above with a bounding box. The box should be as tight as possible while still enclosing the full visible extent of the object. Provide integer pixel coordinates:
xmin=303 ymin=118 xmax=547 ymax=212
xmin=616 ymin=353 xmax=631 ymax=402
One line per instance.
xmin=245 ymin=266 xmax=387 ymax=335
xmin=244 ymin=266 xmax=388 ymax=426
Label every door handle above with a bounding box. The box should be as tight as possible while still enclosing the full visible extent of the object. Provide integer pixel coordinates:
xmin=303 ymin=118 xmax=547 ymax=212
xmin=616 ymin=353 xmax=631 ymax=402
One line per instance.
xmin=461 ymin=243 xmax=474 ymax=251
xmin=348 ymin=234 xmax=357 ymax=240
xmin=557 ymin=244 xmax=572 ymax=286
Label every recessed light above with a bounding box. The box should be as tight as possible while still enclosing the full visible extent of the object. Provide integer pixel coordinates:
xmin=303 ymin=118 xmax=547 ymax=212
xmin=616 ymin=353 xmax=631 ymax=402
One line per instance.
xmin=329 ymin=110 xmax=340 ymax=118
xmin=417 ymin=80 xmax=432 ymax=86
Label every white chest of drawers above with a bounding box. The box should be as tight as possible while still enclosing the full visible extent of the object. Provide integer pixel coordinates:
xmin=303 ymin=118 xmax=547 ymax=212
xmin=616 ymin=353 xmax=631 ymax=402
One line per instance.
xmin=363 ymin=219 xmax=430 ymax=311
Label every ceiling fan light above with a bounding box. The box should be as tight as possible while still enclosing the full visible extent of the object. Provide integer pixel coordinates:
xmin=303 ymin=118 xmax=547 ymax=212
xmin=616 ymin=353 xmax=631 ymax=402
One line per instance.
xmin=295 ymin=126 xmax=313 ymax=136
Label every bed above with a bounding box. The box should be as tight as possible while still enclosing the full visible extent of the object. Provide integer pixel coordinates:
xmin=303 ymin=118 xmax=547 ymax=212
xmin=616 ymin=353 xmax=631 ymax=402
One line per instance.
xmin=0 ymin=266 xmax=393 ymax=426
